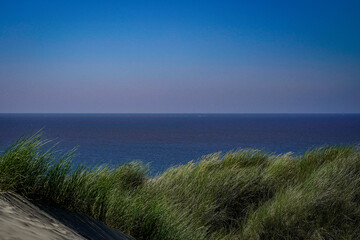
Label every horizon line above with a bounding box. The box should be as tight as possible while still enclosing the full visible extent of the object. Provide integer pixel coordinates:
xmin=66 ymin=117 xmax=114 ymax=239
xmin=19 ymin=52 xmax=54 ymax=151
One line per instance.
xmin=1 ymin=113 xmax=360 ymax=115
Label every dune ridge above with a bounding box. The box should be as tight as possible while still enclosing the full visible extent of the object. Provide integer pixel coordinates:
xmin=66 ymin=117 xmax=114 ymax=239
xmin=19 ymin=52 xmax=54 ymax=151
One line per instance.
xmin=1 ymin=132 xmax=360 ymax=239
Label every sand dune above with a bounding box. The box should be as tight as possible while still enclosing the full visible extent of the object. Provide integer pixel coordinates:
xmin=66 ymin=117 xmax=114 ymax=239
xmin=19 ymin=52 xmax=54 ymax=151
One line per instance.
xmin=0 ymin=192 xmax=134 ymax=240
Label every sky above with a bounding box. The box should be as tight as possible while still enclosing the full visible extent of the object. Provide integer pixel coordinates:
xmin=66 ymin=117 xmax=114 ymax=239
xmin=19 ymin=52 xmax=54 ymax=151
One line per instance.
xmin=0 ymin=0 xmax=359 ymax=113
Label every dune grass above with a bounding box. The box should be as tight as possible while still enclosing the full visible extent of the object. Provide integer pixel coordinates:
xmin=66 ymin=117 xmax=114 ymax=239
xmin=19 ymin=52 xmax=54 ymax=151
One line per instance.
xmin=0 ymin=132 xmax=359 ymax=239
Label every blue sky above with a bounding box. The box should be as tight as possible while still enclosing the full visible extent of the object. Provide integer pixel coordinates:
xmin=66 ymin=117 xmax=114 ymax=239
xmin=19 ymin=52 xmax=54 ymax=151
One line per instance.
xmin=0 ymin=0 xmax=359 ymax=113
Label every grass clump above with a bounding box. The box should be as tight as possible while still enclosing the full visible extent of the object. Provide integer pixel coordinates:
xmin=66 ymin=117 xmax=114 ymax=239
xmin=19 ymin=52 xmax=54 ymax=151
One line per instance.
xmin=0 ymin=131 xmax=359 ymax=239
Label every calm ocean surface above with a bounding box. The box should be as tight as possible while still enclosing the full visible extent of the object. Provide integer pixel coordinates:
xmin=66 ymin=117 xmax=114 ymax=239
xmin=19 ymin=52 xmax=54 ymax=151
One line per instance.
xmin=0 ymin=114 xmax=359 ymax=173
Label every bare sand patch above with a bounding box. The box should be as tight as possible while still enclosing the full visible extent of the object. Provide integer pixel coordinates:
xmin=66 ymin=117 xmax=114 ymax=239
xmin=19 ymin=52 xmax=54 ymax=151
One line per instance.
xmin=0 ymin=192 xmax=133 ymax=240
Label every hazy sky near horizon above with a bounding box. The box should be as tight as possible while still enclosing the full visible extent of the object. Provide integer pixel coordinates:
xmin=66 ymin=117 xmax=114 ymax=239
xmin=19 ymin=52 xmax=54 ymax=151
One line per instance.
xmin=1 ymin=0 xmax=359 ymax=113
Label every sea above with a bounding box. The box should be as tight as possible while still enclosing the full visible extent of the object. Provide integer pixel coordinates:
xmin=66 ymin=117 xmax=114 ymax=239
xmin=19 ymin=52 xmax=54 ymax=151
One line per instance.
xmin=0 ymin=114 xmax=359 ymax=174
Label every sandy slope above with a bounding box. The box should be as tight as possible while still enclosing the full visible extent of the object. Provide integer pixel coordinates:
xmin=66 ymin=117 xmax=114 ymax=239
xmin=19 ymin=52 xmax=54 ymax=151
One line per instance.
xmin=0 ymin=192 xmax=133 ymax=240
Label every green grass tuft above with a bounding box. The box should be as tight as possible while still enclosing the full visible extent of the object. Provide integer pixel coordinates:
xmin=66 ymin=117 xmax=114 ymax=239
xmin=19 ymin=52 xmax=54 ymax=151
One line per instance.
xmin=0 ymin=131 xmax=359 ymax=239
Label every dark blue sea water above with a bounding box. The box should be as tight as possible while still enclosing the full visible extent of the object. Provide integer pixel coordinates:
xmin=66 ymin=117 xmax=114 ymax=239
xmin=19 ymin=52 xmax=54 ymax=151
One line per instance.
xmin=0 ymin=114 xmax=359 ymax=173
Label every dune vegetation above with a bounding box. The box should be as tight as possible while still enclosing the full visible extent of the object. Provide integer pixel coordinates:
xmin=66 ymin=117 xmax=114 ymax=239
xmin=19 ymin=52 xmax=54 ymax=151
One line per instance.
xmin=0 ymin=132 xmax=360 ymax=239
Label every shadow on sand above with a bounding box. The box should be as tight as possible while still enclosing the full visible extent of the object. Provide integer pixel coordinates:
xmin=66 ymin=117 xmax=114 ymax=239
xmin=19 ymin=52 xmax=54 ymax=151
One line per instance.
xmin=0 ymin=192 xmax=134 ymax=240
